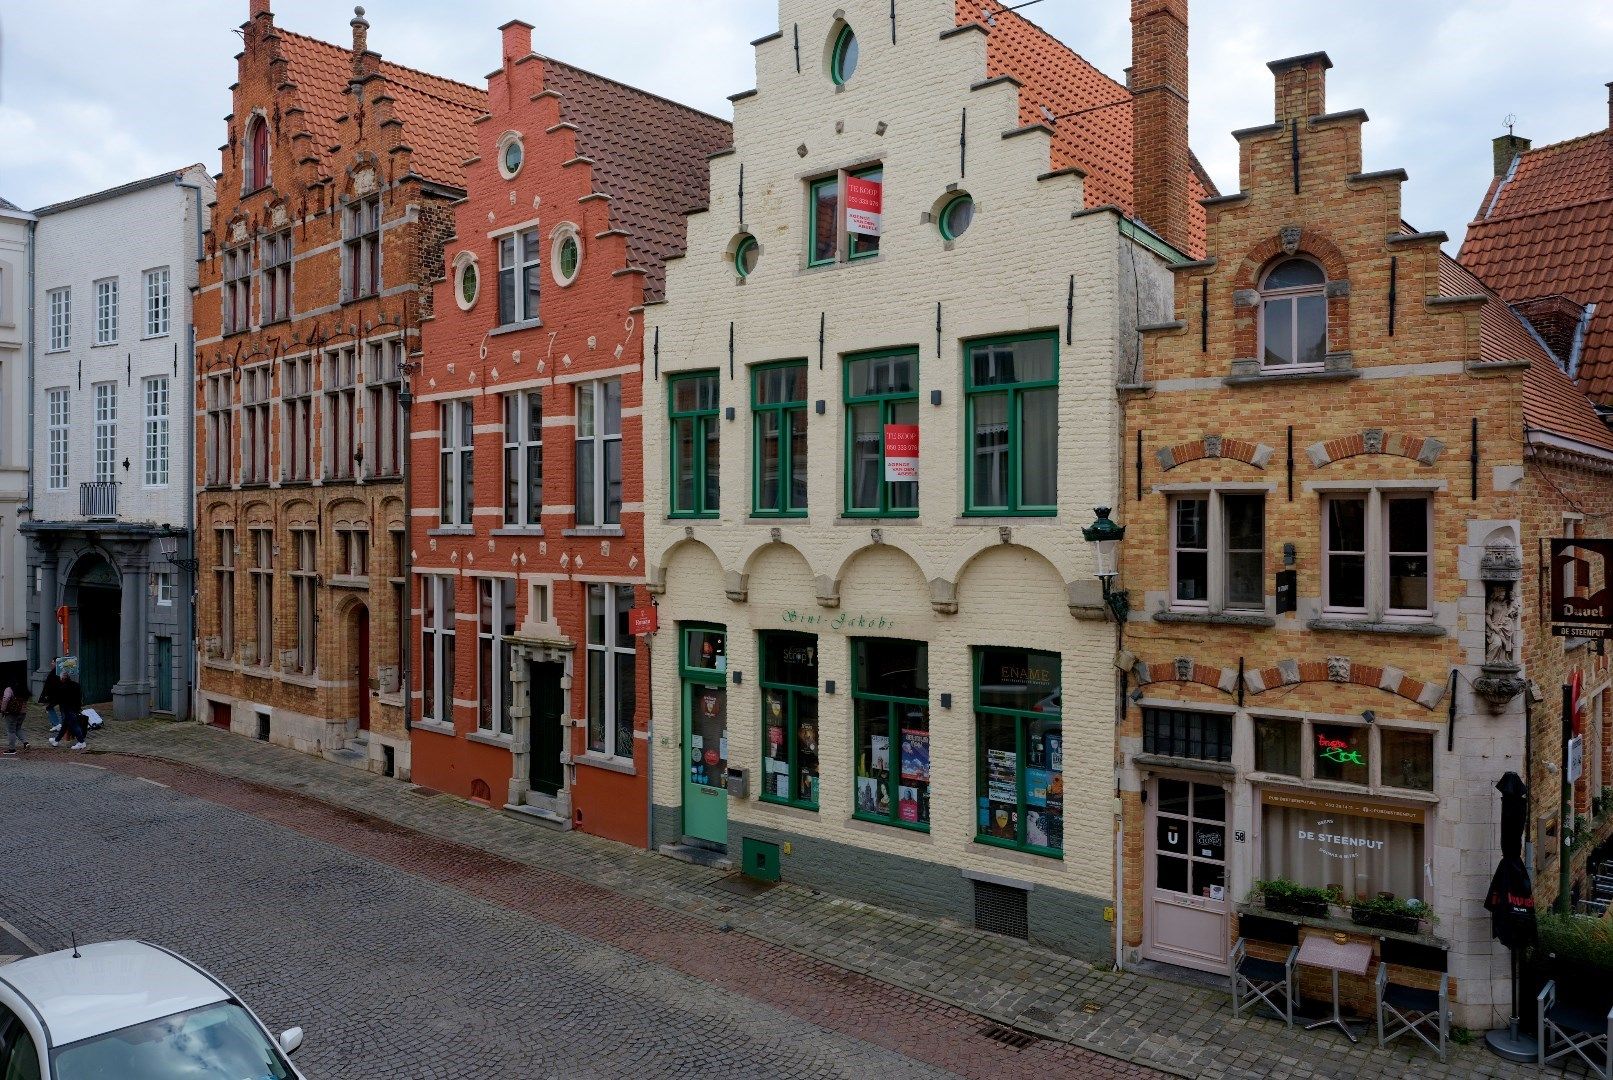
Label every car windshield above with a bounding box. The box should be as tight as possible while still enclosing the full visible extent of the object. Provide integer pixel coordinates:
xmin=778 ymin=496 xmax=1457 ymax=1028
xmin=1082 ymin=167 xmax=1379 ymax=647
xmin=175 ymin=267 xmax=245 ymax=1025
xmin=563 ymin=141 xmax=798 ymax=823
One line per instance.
xmin=51 ymin=1001 xmax=293 ymax=1080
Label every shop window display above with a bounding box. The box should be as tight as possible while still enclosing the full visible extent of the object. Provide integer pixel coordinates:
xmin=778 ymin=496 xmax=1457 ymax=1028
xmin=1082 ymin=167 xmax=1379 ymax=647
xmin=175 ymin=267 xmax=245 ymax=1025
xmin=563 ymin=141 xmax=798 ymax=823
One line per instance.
xmin=852 ymin=638 xmax=929 ymax=829
xmin=974 ymin=646 xmax=1062 ymax=855
xmin=1312 ymin=723 xmax=1370 ymax=786
xmin=760 ymin=631 xmax=819 ymax=809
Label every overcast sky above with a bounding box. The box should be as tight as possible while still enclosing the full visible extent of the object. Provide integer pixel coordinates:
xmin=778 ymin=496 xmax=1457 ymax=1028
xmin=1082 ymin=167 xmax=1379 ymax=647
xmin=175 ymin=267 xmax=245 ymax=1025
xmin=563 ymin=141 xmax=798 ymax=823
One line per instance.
xmin=4 ymin=1 xmax=1612 ymax=249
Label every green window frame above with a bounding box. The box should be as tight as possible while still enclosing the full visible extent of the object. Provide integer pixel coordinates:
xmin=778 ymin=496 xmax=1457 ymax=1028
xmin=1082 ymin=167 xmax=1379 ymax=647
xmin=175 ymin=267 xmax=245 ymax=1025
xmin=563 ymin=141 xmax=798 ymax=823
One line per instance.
xmin=668 ymin=371 xmax=719 ymax=518
xmin=964 ymin=331 xmax=1058 ymax=515
xmin=939 ymin=193 xmax=974 ymax=240
xmin=751 ymin=360 xmax=808 ymax=517
xmin=843 ymin=348 xmax=918 ymax=516
xmin=974 ymin=646 xmax=1063 ymax=857
xmin=808 ymin=177 xmax=838 ymax=268
xmin=735 ymin=235 xmax=759 ymax=278
xmin=759 ymin=631 xmax=819 ymax=810
xmin=831 ymin=24 xmax=858 ymax=85
xmin=852 ymin=638 xmax=930 ymax=831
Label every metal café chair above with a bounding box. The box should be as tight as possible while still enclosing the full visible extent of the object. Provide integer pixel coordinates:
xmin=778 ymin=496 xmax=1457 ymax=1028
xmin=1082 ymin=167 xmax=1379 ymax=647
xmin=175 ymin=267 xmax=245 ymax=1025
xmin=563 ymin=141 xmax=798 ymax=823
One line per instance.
xmin=1375 ymin=961 xmax=1448 ymax=1061
xmin=1538 ymin=980 xmax=1613 ymax=1079
xmin=1230 ymin=916 xmax=1299 ymax=1027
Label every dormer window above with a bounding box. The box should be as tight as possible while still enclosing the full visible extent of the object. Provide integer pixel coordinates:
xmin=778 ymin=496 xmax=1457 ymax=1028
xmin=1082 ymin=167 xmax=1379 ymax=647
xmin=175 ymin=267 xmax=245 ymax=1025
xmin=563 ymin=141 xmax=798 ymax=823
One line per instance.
xmin=1259 ymin=258 xmax=1326 ymax=370
xmin=245 ymin=116 xmax=269 ymax=192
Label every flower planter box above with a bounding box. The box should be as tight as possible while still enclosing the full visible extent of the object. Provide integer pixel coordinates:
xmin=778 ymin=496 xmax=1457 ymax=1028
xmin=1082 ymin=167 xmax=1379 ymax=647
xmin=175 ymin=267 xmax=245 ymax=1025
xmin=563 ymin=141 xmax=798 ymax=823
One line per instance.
xmin=1350 ymin=905 xmax=1422 ymax=934
xmin=1264 ymin=894 xmax=1330 ymax=918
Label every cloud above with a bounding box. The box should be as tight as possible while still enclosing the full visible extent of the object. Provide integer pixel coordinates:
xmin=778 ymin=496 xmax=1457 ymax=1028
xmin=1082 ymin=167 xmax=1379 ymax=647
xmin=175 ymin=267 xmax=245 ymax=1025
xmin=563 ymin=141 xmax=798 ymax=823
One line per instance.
xmin=0 ymin=102 xmax=174 ymax=208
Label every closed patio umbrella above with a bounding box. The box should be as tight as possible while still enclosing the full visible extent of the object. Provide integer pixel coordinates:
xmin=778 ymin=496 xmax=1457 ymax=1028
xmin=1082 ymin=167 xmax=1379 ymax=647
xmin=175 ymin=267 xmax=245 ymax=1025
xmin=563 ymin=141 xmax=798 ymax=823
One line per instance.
xmin=1486 ymin=771 xmax=1538 ymax=1061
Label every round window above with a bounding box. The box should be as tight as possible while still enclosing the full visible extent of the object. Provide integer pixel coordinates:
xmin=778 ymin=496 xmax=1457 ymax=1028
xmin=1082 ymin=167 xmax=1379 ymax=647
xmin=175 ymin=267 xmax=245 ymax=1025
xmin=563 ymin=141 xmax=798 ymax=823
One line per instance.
xmin=735 ymin=235 xmax=759 ymax=278
xmin=939 ymin=194 xmax=974 ymax=240
xmin=551 ymin=228 xmax=582 ymax=286
xmin=831 ymin=25 xmax=858 ymax=85
xmin=460 ymin=261 xmax=478 ymax=306
xmin=500 ymin=136 xmax=524 ymax=178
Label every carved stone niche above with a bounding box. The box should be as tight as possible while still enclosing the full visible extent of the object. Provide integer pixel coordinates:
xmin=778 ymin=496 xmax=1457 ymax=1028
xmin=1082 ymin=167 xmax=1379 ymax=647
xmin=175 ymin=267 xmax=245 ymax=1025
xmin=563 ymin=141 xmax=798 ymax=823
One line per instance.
xmin=1475 ymin=540 xmax=1525 ymax=710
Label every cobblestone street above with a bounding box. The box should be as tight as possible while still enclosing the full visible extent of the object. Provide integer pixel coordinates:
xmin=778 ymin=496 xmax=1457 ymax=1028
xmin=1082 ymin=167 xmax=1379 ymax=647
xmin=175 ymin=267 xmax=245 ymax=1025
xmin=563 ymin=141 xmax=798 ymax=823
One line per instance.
xmin=0 ymin=721 xmax=1554 ymax=1078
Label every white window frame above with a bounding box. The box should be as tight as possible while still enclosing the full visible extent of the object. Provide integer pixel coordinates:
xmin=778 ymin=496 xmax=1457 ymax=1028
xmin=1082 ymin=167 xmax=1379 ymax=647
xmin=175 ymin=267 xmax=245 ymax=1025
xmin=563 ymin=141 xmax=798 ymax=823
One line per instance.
xmin=496 ymin=227 xmax=541 ymax=325
xmin=47 ymin=288 xmax=70 ymax=352
xmin=364 ymin=340 xmax=404 ymax=479
xmin=420 ymin=574 xmax=456 ymax=724
xmin=1251 ymin=713 xmax=1437 ymax=795
xmin=336 ymin=527 xmax=369 ymax=579
xmin=1321 ymin=490 xmax=1435 ymax=622
xmin=250 ymin=527 xmax=273 ymax=666
xmin=143 ymin=376 xmax=170 ymax=487
xmin=477 ymin=577 xmax=516 ymax=736
xmin=439 ymin=399 xmax=474 ymax=526
xmin=205 ymin=373 xmax=233 ymax=486
xmin=215 ymin=528 xmax=236 ymax=659
xmin=502 ymin=388 xmax=542 ymax=526
xmin=1167 ymin=488 xmax=1268 ymax=614
xmin=323 ymin=347 xmax=359 ymax=481
xmin=46 ymin=388 xmax=69 ymax=491
xmin=586 ymin=582 xmax=636 ymax=760
xmin=575 ymin=378 xmax=622 ymax=527
xmin=281 ymin=354 xmax=314 ymax=483
xmin=92 ymin=382 xmax=117 ymax=484
xmin=94 ymin=278 xmax=118 ymax=345
xmin=260 ymin=232 xmax=292 ymax=324
xmin=155 ymin=571 xmax=175 ymax=607
xmin=343 ymin=197 xmax=381 ymax=300
xmin=143 ymin=266 xmax=170 ymax=338
xmin=291 ymin=527 xmax=317 ymax=675
xmin=1258 ymin=258 xmax=1327 ymax=372
xmin=222 ymin=246 xmax=252 ymax=334
xmin=241 ymin=365 xmax=272 ymax=485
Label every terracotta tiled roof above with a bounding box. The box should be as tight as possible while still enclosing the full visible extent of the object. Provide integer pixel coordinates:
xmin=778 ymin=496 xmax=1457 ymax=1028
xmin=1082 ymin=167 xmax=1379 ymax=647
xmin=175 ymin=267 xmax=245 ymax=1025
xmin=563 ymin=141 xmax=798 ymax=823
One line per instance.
xmin=276 ymin=28 xmax=485 ymax=190
xmin=961 ymin=0 xmax=1213 ymax=257
xmin=542 ymin=60 xmax=731 ymax=304
xmin=1439 ymin=253 xmax=1613 ymax=454
xmin=1459 ymin=128 xmax=1613 ymax=401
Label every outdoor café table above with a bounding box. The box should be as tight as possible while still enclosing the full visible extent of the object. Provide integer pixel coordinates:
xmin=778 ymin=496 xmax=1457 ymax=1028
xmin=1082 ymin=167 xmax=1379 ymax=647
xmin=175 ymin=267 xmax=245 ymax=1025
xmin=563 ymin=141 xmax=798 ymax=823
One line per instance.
xmin=1296 ymin=934 xmax=1374 ymax=1042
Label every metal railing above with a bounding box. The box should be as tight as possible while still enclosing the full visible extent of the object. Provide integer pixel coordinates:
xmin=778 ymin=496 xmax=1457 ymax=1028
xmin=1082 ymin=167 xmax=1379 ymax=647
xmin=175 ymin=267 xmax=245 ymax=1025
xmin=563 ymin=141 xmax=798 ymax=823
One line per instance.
xmin=80 ymin=481 xmax=118 ymax=520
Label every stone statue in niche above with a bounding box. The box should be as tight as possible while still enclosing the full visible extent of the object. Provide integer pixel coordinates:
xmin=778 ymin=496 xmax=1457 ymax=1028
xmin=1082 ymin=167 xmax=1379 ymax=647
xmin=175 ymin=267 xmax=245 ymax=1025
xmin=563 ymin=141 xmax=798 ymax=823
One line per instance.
xmin=1475 ymin=540 xmax=1526 ymax=709
xmin=1484 ymin=581 xmax=1519 ymax=666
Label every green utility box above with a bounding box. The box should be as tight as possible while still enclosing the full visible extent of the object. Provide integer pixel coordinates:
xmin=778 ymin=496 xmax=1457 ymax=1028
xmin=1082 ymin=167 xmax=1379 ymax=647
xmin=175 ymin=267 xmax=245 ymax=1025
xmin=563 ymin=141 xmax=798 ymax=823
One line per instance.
xmin=741 ymin=837 xmax=781 ymax=882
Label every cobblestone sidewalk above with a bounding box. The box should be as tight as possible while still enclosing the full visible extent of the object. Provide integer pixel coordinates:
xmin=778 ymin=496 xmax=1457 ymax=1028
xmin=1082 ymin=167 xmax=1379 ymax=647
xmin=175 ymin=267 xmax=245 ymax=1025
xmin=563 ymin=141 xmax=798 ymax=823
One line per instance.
xmin=70 ymin=718 xmax=1543 ymax=1079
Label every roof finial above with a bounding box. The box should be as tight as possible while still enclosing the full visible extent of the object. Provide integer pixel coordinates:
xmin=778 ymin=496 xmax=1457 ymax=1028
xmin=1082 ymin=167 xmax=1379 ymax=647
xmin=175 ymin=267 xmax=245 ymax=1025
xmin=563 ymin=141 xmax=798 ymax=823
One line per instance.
xmin=351 ymin=6 xmax=369 ymax=55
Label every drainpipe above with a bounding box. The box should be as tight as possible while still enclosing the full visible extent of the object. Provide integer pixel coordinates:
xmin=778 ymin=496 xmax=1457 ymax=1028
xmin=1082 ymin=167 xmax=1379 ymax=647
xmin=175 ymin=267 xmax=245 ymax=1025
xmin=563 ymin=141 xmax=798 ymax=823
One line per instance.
xmin=401 ymin=380 xmax=412 ymax=736
xmin=23 ymin=214 xmax=36 ymax=687
xmin=176 ymin=172 xmax=206 ymax=722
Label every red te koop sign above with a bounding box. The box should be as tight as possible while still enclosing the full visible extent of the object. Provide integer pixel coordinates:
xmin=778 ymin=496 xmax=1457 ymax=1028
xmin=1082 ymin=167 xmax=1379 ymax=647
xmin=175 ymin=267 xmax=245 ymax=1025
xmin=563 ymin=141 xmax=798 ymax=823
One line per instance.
xmin=845 ymin=175 xmax=883 ymax=236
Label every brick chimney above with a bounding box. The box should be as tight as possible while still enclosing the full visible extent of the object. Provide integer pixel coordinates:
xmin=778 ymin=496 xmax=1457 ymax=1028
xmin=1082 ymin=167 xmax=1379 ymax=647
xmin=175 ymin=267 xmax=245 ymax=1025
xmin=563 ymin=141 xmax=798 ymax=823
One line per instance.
xmin=1268 ymin=51 xmax=1331 ymax=123
xmin=1606 ymin=80 xmax=1613 ymax=130
xmin=501 ymin=20 xmax=534 ymax=63
xmin=1492 ymin=132 xmax=1531 ymax=178
xmin=1130 ymin=0 xmax=1191 ymax=254
xmin=249 ymin=0 xmax=271 ymax=19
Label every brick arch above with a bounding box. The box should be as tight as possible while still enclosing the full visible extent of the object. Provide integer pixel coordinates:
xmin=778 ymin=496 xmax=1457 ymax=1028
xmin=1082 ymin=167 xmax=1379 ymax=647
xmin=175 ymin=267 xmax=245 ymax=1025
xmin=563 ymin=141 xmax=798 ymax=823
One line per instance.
xmin=1132 ymin=654 xmax=1448 ymax=709
xmin=1232 ymin=229 xmax=1352 ymax=360
xmin=1306 ymin=428 xmax=1445 ymax=468
xmin=1156 ymin=433 xmax=1275 ymax=472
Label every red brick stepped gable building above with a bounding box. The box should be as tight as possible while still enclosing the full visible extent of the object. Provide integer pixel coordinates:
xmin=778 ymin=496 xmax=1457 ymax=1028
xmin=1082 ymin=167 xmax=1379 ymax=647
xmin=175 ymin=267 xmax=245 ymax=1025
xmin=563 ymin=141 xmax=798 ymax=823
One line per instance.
xmin=1460 ymin=89 xmax=1613 ymax=911
xmin=196 ymin=0 xmax=482 ymax=778
xmin=408 ymin=20 xmax=728 ymax=845
xmin=1119 ymin=52 xmax=1613 ymax=1029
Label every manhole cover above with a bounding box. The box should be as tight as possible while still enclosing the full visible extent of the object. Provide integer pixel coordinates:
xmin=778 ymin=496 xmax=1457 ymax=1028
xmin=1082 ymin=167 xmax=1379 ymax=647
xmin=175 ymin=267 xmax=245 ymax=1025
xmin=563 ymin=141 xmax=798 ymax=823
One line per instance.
xmin=980 ymin=1023 xmax=1039 ymax=1050
xmin=711 ymin=873 xmax=778 ymax=898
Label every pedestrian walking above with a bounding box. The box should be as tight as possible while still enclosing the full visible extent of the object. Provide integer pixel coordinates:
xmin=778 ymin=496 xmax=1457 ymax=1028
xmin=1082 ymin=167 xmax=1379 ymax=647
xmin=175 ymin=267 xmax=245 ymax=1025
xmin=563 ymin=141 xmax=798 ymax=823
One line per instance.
xmin=1 ymin=684 xmax=27 ymax=755
xmin=49 ymin=672 xmax=85 ymax=750
xmin=39 ymin=669 xmax=62 ymax=736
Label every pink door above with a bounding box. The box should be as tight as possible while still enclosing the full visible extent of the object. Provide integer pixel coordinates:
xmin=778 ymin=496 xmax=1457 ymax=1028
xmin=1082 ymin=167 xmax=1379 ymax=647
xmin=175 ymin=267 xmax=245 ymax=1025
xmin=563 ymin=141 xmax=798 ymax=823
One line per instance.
xmin=1143 ymin=777 xmax=1230 ymax=973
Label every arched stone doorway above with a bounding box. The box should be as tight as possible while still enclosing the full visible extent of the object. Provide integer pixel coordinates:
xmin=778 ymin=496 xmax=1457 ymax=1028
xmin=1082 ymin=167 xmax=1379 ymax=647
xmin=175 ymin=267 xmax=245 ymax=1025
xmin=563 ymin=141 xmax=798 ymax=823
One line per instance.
xmin=344 ymin=600 xmax=371 ymax=732
xmin=65 ymin=551 xmax=120 ymax=706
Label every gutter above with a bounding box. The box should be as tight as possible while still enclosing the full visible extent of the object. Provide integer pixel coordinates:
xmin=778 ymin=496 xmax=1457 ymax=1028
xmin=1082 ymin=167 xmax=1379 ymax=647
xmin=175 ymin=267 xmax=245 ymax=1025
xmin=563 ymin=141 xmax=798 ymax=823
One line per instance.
xmin=24 ymin=215 xmax=36 ymax=516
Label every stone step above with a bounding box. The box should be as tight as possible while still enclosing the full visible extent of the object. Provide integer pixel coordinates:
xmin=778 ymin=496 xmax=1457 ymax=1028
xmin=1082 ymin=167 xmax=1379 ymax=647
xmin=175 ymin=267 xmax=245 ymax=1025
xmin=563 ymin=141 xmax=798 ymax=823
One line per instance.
xmin=501 ymin=803 xmax=571 ymax=831
xmin=321 ymin=744 xmax=368 ymax=768
xmin=657 ymin=842 xmax=732 ymax=871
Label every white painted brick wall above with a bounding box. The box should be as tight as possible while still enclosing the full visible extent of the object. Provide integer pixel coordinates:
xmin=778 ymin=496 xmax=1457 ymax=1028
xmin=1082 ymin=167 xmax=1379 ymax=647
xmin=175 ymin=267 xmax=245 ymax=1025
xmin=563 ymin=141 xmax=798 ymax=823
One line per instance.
xmin=0 ymin=204 xmax=35 ymax=654
xmin=644 ymin=0 xmax=1172 ymax=900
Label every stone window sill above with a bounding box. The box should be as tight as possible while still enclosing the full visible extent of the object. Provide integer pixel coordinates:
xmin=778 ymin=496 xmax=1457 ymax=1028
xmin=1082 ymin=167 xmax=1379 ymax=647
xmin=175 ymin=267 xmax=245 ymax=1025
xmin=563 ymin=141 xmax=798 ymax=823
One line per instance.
xmin=1134 ymin=753 xmax=1236 ymax=775
xmin=1306 ymin=617 xmax=1446 ymax=637
xmin=576 ymin=751 xmax=635 ymax=776
xmin=488 ymin=318 xmax=542 ymax=337
xmin=1224 ymin=365 xmax=1359 ymax=387
xmin=490 ymin=526 xmax=545 ymax=537
xmin=413 ymin=718 xmax=455 ymax=737
xmin=428 ymin=526 xmax=475 ymax=537
xmin=278 ymin=670 xmax=320 ymax=689
xmin=562 ymin=526 xmax=624 ymax=538
xmin=329 ymin=575 xmax=370 ymax=589
xmin=1152 ymin=609 xmax=1275 ymax=628
xmin=466 ymin=730 xmax=514 ymax=749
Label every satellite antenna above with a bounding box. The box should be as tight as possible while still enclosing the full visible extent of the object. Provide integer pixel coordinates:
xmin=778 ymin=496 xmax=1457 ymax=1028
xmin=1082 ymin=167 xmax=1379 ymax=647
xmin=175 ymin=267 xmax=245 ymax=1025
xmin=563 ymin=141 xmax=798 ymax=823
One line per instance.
xmin=71 ymin=931 xmax=80 ymax=959
xmin=984 ymin=0 xmax=1046 ymax=27
xmin=1505 ymin=113 xmax=1518 ymax=136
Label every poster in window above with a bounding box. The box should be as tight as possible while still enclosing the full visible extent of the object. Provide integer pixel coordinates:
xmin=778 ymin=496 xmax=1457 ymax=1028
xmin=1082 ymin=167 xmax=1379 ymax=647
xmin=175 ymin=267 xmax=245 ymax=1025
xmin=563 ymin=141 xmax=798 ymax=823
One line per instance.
xmin=856 ymin=776 xmax=882 ymax=815
xmin=1045 ymin=733 xmax=1062 ymax=773
xmin=987 ymin=748 xmax=1017 ymax=803
xmin=898 ymin=785 xmax=920 ymax=822
xmin=1027 ymin=809 xmax=1051 ymax=848
xmin=900 ymin=728 xmax=930 ymax=782
xmin=845 ymin=174 xmax=883 ymax=236
xmin=884 ymin=423 xmax=918 ymax=481
xmin=1026 ymin=767 xmax=1052 ymax=808
xmin=871 ymin=734 xmax=890 ymax=772
xmin=980 ymin=797 xmax=1018 ymax=839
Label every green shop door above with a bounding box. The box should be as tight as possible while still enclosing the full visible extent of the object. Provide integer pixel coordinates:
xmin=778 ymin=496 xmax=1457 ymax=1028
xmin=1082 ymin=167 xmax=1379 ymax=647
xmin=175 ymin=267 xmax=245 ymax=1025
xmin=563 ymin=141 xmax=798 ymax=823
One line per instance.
xmin=680 ymin=626 xmax=728 ymax=846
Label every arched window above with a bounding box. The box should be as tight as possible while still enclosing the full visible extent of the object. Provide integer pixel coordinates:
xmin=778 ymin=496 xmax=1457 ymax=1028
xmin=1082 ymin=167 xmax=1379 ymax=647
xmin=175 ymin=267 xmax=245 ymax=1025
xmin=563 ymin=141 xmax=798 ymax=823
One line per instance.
xmin=246 ymin=116 xmax=270 ymax=192
xmin=1260 ymin=258 xmax=1326 ymax=369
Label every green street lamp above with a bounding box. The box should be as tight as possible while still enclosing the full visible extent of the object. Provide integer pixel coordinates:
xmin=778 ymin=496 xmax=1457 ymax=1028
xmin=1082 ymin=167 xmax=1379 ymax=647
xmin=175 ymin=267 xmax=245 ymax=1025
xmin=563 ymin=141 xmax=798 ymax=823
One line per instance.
xmin=1082 ymin=506 xmax=1129 ymax=623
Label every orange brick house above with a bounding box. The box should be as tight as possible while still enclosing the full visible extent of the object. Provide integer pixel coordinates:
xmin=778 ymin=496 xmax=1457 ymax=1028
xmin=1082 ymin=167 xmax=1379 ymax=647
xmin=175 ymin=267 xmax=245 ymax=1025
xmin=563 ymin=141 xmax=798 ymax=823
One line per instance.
xmin=195 ymin=1 xmax=481 ymax=778
xmin=407 ymin=20 xmax=728 ymax=845
xmin=1115 ymin=53 xmax=1613 ymax=1029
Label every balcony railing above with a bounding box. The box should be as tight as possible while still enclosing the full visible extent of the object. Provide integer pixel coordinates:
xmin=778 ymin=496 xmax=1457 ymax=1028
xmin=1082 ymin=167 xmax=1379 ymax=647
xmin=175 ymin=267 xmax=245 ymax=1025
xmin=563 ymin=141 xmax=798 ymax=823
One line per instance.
xmin=80 ymin=481 xmax=118 ymax=520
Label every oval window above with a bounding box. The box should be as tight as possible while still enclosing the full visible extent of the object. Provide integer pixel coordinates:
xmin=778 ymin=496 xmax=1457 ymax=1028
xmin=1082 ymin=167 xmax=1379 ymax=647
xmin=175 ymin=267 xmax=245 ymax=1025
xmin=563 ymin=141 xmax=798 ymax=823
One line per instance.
xmin=939 ymin=194 xmax=974 ymax=240
xmin=551 ymin=227 xmax=582 ymax=287
xmin=831 ymin=26 xmax=859 ymax=85
xmin=735 ymin=235 xmax=759 ymax=278
xmin=460 ymin=261 xmax=478 ymax=306
xmin=500 ymin=136 xmax=524 ymax=178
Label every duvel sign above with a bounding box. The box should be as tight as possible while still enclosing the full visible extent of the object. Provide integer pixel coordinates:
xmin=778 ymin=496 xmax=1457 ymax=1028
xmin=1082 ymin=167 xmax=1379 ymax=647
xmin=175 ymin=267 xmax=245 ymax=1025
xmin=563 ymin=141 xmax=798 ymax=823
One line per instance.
xmin=1549 ymin=538 xmax=1613 ymax=639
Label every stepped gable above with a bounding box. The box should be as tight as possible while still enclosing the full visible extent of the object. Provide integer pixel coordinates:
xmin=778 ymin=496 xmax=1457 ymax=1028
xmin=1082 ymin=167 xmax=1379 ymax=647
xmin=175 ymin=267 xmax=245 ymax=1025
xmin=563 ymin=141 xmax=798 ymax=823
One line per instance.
xmin=960 ymin=0 xmax=1215 ymax=257
xmin=541 ymin=59 xmax=732 ymax=304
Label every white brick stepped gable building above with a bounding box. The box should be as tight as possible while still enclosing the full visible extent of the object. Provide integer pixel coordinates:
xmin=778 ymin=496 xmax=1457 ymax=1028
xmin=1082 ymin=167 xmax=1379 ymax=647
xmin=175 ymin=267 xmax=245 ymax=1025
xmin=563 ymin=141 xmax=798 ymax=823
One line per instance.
xmin=0 ymin=198 xmax=33 ymax=691
xmin=643 ymin=0 xmax=1183 ymax=958
xmin=25 ymin=167 xmax=213 ymax=721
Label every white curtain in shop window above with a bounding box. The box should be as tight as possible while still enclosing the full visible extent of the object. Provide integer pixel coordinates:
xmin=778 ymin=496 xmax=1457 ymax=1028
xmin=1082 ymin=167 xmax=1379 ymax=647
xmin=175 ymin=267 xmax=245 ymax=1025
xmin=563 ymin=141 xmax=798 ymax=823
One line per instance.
xmin=1261 ymin=805 xmax=1424 ymax=901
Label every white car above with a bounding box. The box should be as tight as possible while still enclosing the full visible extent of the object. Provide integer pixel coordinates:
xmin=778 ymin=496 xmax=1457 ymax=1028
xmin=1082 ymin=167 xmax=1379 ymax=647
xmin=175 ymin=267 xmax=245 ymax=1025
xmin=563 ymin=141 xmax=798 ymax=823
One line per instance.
xmin=0 ymin=939 xmax=305 ymax=1079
